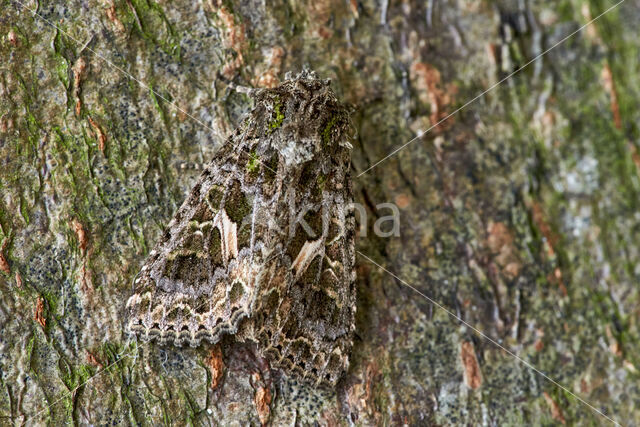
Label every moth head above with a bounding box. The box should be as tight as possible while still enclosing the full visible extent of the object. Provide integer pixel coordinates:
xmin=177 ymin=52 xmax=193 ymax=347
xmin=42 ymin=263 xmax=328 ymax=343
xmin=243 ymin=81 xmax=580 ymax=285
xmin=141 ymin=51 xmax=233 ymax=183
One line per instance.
xmin=252 ymin=71 xmax=353 ymax=166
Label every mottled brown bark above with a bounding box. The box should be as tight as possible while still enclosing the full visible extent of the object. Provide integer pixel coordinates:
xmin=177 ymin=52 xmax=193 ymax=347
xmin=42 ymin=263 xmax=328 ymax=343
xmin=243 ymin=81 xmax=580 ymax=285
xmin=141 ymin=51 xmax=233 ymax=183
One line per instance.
xmin=1 ymin=0 xmax=639 ymax=425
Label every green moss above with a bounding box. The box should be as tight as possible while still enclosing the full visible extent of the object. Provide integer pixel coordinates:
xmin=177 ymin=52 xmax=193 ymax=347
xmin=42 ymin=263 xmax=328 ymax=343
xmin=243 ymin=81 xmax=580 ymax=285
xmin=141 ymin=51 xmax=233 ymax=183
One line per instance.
xmin=267 ymin=97 xmax=284 ymax=133
xmin=19 ymin=195 xmax=29 ymax=224
xmin=246 ymin=150 xmax=259 ymax=172
xmin=57 ymin=359 xmax=95 ymax=423
xmin=128 ymin=0 xmax=181 ymax=59
xmin=69 ymin=364 xmax=94 ymax=390
xmin=147 ymin=81 xmax=168 ymax=125
xmin=25 ymin=334 xmax=36 ymax=366
xmin=322 ymin=114 xmax=339 ymax=147
xmin=126 ymin=213 xmax=148 ymax=254
xmin=52 ymin=29 xmax=72 ymax=90
xmin=316 ymin=174 xmax=326 ymax=194
xmin=54 ymin=55 xmax=69 ymax=88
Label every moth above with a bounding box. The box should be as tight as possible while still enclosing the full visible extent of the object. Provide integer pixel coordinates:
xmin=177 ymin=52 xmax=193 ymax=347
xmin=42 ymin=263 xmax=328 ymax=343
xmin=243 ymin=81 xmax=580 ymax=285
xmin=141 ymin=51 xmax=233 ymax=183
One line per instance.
xmin=125 ymin=71 xmax=356 ymax=386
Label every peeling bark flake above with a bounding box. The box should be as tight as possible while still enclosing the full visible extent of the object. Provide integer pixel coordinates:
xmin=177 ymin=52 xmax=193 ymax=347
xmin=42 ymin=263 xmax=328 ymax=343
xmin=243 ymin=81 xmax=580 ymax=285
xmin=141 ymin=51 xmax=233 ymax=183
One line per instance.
xmin=34 ymin=297 xmax=46 ymax=329
xmin=254 ymin=384 xmax=271 ymax=425
xmin=88 ymin=116 xmax=107 ymax=152
xmin=206 ymin=346 xmax=225 ymax=389
xmin=460 ymin=341 xmax=482 ymax=389
xmin=410 ymin=62 xmax=456 ymax=131
xmin=105 ymin=3 xmax=125 ymax=34
xmin=0 ymin=240 xmax=9 ymax=274
xmin=0 ymin=252 xmax=9 ymax=274
xmin=72 ymin=57 xmax=88 ymax=116
xmin=601 ymin=64 xmax=622 ymax=130
xmin=543 ymin=391 xmax=566 ymax=425
xmin=72 ymin=218 xmax=88 ymax=253
xmin=87 ymin=350 xmax=103 ymax=368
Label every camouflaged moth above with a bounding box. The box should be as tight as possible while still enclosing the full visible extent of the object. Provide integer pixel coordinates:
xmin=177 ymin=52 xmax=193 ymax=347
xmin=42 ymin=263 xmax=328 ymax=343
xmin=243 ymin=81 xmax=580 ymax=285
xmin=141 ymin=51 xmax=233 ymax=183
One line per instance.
xmin=125 ymin=71 xmax=356 ymax=386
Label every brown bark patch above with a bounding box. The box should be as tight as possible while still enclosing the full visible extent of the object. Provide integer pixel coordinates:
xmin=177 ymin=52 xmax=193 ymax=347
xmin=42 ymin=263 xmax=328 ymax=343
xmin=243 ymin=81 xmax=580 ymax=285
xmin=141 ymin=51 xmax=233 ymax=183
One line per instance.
xmin=529 ymin=201 xmax=562 ymax=262
xmin=86 ymin=350 xmax=103 ymax=368
xmin=0 ymin=116 xmax=8 ymax=133
xmin=0 ymin=239 xmax=9 ymax=274
xmin=253 ymin=47 xmax=285 ymax=89
xmin=254 ymin=384 xmax=271 ymax=425
xmin=605 ymin=325 xmax=623 ymax=357
xmin=349 ymin=0 xmax=358 ymax=18
xmin=601 ymin=64 xmax=622 ymax=130
xmin=88 ymin=116 xmax=106 ymax=152
xmin=580 ymin=378 xmax=590 ymax=393
xmin=0 ymin=252 xmax=9 ymax=274
xmin=394 ymin=194 xmax=410 ymax=209
xmin=320 ymin=409 xmax=341 ymax=426
xmin=209 ymin=2 xmax=247 ymax=78
xmin=486 ymin=221 xmax=521 ymax=279
xmin=345 ymin=358 xmax=383 ymax=421
xmin=7 ymin=30 xmax=18 ymax=47
xmin=362 ymin=360 xmax=380 ymax=406
xmin=307 ymin=0 xmax=337 ymax=39
xmin=72 ymin=219 xmax=93 ymax=294
xmin=78 ymin=263 xmax=94 ymax=295
xmin=548 ymin=267 xmax=568 ymax=297
xmin=629 ymin=143 xmax=640 ymax=172
xmin=487 ymin=222 xmax=512 ymax=254
xmin=533 ymin=328 xmax=545 ymax=352
xmin=534 ymin=339 xmax=544 ymax=352
xmin=34 ymin=297 xmax=46 ymax=329
xmin=72 ymin=57 xmax=88 ymax=116
xmin=72 ymin=219 xmax=88 ymax=253
xmin=529 ymin=222 xmax=565 ymax=290
xmin=581 ymin=4 xmax=600 ymax=42
xmin=88 ymin=116 xmax=107 ymax=152
xmin=347 ymin=360 xmax=381 ymax=416
xmin=410 ymin=62 xmax=456 ymax=131
xmin=543 ymin=391 xmax=566 ymax=425
xmin=74 ymin=99 xmax=82 ymax=117
xmin=206 ymin=346 xmax=225 ymax=389
xmin=486 ymin=43 xmax=499 ymax=67
xmin=15 ymin=271 xmax=22 ymax=287
xmin=72 ymin=57 xmax=88 ymax=87
xmin=105 ymin=3 xmax=126 ymax=34
xmin=460 ymin=341 xmax=482 ymax=389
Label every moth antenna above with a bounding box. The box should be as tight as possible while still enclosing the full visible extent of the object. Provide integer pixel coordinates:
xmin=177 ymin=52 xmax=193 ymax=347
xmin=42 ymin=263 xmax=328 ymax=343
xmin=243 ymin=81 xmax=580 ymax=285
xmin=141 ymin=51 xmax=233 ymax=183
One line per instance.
xmin=216 ymin=72 xmax=260 ymax=96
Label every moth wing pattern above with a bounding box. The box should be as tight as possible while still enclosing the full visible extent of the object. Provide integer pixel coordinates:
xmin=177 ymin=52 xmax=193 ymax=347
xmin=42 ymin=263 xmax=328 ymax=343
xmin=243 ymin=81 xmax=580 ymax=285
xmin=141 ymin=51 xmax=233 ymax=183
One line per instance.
xmin=125 ymin=166 xmax=261 ymax=347
xmin=126 ymin=71 xmax=356 ymax=386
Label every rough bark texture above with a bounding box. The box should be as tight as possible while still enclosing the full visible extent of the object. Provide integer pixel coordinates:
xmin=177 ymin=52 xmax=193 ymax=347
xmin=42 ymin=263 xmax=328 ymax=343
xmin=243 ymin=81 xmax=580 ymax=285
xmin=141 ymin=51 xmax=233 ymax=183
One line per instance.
xmin=1 ymin=0 xmax=639 ymax=425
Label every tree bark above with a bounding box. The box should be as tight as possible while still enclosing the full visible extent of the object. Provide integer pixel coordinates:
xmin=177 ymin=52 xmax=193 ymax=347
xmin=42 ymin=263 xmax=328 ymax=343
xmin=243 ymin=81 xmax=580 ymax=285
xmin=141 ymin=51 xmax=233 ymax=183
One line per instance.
xmin=1 ymin=0 xmax=639 ymax=425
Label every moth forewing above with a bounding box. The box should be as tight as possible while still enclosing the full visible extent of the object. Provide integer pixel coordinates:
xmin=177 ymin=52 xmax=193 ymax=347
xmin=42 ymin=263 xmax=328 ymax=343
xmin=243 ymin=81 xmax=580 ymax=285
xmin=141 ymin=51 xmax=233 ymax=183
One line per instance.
xmin=126 ymin=71 xmax=355 ymax=386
